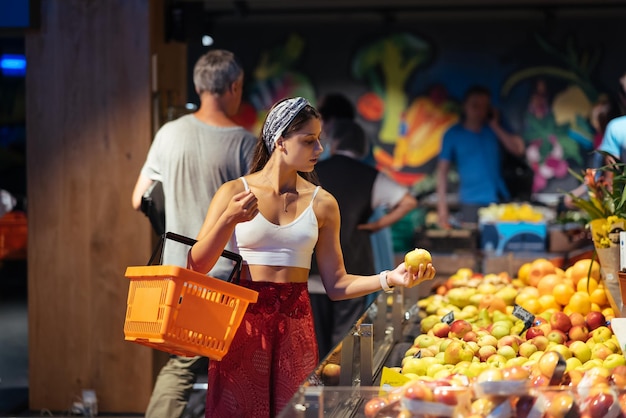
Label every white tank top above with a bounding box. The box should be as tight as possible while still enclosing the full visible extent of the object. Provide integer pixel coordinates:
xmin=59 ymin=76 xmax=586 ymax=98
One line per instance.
xmin=232 ymin=177 xmax=320 ymax=269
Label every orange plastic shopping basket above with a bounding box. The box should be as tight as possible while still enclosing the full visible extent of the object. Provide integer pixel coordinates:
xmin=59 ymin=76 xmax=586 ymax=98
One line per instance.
xmin=123 ymin=232 xmax=258 ymax=360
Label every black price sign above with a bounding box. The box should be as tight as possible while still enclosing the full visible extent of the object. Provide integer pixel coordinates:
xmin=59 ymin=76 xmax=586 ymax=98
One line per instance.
xmin=441 ymin=311 xmax=455 ymax=325
xmin=513 ymin=304 xmax=535 ymax=332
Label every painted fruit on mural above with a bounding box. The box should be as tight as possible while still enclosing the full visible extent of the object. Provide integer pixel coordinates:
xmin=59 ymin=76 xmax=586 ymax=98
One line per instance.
xmin=369 ymin=92 xmax=457 ymax=186
xmin=392 ymin=96 xmax=458 ymax=169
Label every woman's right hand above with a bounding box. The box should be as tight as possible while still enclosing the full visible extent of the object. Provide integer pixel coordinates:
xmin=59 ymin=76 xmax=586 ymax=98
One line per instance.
xmin=225 ymin=190 xmax=259 ymax=224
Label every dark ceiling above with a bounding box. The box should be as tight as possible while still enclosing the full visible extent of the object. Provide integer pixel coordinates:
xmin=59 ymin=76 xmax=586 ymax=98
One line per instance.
xmin=173 ymin=0 xmax=626 ymax=20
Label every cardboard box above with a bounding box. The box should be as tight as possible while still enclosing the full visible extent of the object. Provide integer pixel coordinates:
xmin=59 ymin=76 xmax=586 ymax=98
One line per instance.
xmin=430 ymin=252 xmax=479 ymax=276
xmin=415 ymin=228 xmax=478 ymax=253
xmin=548 ymin=223 xmax=588 ymax=253
xmin=480 ymin=222 xmax=547 ymax=255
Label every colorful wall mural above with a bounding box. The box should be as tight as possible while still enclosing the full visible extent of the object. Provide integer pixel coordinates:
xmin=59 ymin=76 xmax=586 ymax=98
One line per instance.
xmin=501 ymin=34 xmax=606 ymax=195
xmin=193 ymin=14 xmax=626 ymax=198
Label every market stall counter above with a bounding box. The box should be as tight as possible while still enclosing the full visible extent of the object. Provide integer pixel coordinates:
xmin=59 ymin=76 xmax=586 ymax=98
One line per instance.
xmin=278 ymin=279 xmax=438 ymax=418
xmin=280 ymin=254 xmax=626 ymax=418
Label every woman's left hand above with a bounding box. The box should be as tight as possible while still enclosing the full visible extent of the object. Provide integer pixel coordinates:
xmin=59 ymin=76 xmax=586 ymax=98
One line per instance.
xmin=388 ymin=262 xmax=436 ymax=288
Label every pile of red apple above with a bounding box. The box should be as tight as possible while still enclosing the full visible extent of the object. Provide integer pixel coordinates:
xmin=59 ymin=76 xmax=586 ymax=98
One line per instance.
xmin=363 ymin=362 xmax=626 ymax=417
xmin=363 ymin=374 xmax=472 ymax=418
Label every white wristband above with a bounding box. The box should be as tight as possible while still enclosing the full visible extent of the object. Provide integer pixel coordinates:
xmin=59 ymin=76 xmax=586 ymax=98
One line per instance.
xmin=379 ymin=270 xmax=393 ymax=294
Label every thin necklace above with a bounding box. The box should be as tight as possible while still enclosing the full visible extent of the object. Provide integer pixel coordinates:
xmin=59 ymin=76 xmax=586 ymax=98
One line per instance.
xmin=261 ymin=173 xmax=298 ymax=213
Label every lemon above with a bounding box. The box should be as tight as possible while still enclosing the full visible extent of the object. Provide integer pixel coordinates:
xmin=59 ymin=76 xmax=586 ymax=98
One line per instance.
xmin=404 ymin=248 xmax=432 ymax=270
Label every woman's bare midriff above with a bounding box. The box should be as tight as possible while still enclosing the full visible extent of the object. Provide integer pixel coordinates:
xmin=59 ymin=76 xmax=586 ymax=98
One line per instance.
xmin=240 ymin=264 xmax=310 ymax=283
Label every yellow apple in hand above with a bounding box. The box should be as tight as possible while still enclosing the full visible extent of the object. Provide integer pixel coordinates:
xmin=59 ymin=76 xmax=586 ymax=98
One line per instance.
xmin=405 ymin=248 xmax=432 ymax=270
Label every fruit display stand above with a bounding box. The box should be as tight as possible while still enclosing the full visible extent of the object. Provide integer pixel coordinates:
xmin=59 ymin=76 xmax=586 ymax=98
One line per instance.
xmin=279 ymin=279 xmax=436 ymax=417
xmin=280 ymin=256 xmax=626 ymax=417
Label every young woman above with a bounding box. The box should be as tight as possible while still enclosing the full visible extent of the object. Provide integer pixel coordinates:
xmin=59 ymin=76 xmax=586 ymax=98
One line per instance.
xmin=189 ymin=97 xmax=436 ymax=418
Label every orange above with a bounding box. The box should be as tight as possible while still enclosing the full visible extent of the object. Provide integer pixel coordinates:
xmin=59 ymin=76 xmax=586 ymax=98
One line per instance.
xmin=518 ymin=262 xmax=532 ymax=284
xmin=568 ymin=291 xmax=592 ymax=315
xmin=568 ymin=259 xmax=601 ymax=286
xmin=555 ymin=267 xmax=566 ymax=278
xmin=589 ymin=288 xmax=608 ymax=306
xmin=520 ymin=298 xmax=542 ymax=315
xmin=561 ymin=277 xmax=575 ymax=290
xmin=528 ymin=258 xmax=557 ymax=288
xmin=537 ymin=274 xmax=563 ymax=296
xmin=576 ymin=277 xmax=599 ymax=294
xmin=552 ymin=282 xmax=575 ymax=306
xmin=538 ymin=294 xmax=560 ymax=311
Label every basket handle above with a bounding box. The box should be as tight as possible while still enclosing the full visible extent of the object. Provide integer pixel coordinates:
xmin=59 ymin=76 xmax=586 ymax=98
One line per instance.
xmin=147 ymin=231 xmax=242 ymax=284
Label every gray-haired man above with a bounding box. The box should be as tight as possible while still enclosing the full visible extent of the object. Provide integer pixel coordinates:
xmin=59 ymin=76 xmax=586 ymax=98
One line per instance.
xmin=132 ymin=49 xmax=256 ymax=418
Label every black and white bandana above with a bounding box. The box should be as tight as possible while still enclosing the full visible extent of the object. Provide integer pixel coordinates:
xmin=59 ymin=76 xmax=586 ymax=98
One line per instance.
xmin=262 ymin=97 xmax=310 ymax=153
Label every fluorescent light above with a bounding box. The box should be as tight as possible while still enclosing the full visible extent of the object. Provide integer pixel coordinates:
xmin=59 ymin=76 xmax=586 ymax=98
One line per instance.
xmin=201 ymin=35 xmax=214 ymax=46
xmin=1 ymin=54 xmax=26 ymax=76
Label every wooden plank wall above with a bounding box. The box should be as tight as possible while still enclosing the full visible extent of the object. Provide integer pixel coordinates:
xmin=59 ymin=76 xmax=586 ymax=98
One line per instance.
xmin=25 ymin=0 xmax=159 ymax=413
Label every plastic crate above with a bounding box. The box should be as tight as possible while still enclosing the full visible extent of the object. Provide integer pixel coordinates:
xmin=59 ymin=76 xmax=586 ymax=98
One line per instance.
xmin=124 ymin=264 xmax=258 ymax=360
xmin=415 ymin=228 xmax=478 ymax=253
xmin=0 ymin=210 xmax=27 ymax=260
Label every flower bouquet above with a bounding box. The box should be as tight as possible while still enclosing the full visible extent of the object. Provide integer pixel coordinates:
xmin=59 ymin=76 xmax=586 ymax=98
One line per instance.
xmin=568 ymin=153 xmax=626 ymax=300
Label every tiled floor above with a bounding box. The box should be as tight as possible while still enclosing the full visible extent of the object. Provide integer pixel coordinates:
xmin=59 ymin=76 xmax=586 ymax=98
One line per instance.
xmin=0 ymin=261 xmax=146 ymax=418
xmin=0 ymin=259 xmax=208 ymax=418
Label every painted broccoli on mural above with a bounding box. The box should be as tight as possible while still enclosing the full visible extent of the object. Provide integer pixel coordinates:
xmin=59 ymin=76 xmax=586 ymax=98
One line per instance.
xmin=502 ymin=35 xmax=601 ymax=193
xmin=236 ymin=33 xmax=317 ymax=135
xmin=352 ymin=33 xmax=432 ymax=144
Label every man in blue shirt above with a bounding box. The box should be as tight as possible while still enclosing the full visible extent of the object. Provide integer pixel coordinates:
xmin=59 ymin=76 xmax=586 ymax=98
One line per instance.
xmin=599 ymin=115 xmax=626 ymax=162
xmin=436 ymin=85 xmax=525 ymax=227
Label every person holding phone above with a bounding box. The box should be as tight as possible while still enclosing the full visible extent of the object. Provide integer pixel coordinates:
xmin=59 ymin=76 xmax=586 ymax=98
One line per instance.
xmin=436 ymin=85 xmax=525 ymax=227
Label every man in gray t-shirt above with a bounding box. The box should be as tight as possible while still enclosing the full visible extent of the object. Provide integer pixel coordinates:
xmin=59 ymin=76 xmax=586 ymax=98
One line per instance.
xmin=138 ymin=114 xmax=255 ymax=277
xmin=131 ymin=49 xmax=256 ymax=418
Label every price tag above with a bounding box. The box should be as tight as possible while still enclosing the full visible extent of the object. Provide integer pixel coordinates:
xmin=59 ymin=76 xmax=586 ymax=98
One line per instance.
xmin=512 ymin=304 xmax=535 ymax=332
xmin=379 ymin=366 xmax=411 ymax=395
xmin=441 ymin=311 xmax=455 ymax=325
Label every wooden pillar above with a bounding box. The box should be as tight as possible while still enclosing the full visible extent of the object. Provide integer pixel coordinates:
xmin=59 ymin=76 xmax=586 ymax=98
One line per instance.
xmin=25 ymin=0 xmax=162 ymax=413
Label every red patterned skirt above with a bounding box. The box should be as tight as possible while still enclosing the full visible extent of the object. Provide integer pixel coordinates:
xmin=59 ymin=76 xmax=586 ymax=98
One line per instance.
xmin=206 ymin=280 xmax=319 ymax=418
